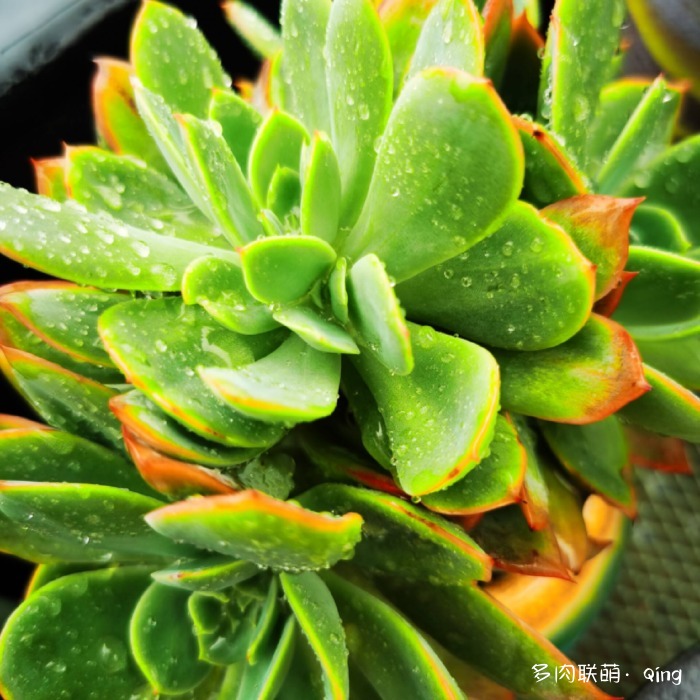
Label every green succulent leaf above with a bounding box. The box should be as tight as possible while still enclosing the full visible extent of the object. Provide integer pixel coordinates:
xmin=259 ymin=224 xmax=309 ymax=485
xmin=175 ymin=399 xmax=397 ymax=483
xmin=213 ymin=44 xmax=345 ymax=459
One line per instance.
xmin=398 ymin=201 xmax=596 ymax=350
xmin=514 ymin=415 xmax=550 ymax=530
xmin=483 ymin=0 xmax=512 ymax=84
xmin=597 ymin=77 xmax=682 ymax=194
xmin=0 ymin=567 xmax=153 ymax=700
xmin=347 ymin=254 xmax=413 ymax=374
xmin=0 ymin=348 xmax=122 ymax=450
xmin=267 ymin=166 xmax=301 ymax=220
xmin=99 ymin=298 xmax=286 ymax=448
xmin=209 ymin=88 xmax=263 ymax=169
xmin=130 ymin=582 xmax=210 ymax=694
xmin=0 ymin=183 xmax=231 ymax=291
xmin=111 ymin=390 xmax=259 ymax=467
xmin=493 ymin=315 xmax=650 ymax=424
xmin=200 ymin=334 xmax=341 ymax=424
xmin=146 ymin=490 xmax=363 ymax=571
xmin=240 ymin=235 xmax=336 ymax=305
xmin=279 ymin=571 xmax=349 ymax=700
xmin=622 ymin=134 xmax=700 ymax=246
xmin=249 ymin=110 xmax=309 ymax=206
xmin=540 ymin=416 xmax=634 ymax=513
xmin=329 ymin=258 xmax=350 ymax=325
xmin=612 ymin=246 xmax=700 ymax=339
xmin=344 ymin=67 xmax=523 ymax=282
xmin=634 ymin=331 xmax=700 ymax=391
xmin=630 ymin=204 xmax=691 ymax=253
xmin=407 ymin=0 xmax=484 ymax=80
xmin=538 ymin=0 xmax=625 ymax=168
xmin=182 ymin=255 xmax=279 ymax=335
xmin=272 ymin=306 xmax=359 ymax=354
xmin=223 ymin=1 xmax=283 ymax=58
xmin=298 ymin=484 xmax=492 ymax=583
xmin=176 ymin=113 xmax=264 ymax=245
xmin=33 ymin=157 xmax=68 ymax=201
xmin=619 ymin=364 xmax=700 ymax=443
xmin=152 ymin=556 xmax=259 ymax=593
xmin=326 ymin=0 xmax=393 ymax=227
xmin=300 ymin=133 xmax=342 ymax=244
xmin=247 ymin=577 xmax=281 ymax=664
xmin=351 ymin=323 xmax=499 ymax=496
xmin=131 ymin=0 xmax=230 ymax=117
xmin=422 ymin=414 xmax=526 ymax=515
xmin=280 ymin=0 xmax=331 ymax=133
xmin=0 ymin=427 xmax=157 ymax=498
xmin=323 ymin=572 xmax=463 ymax=700
xmin=0 ymin=482 xmax=191 ymax=562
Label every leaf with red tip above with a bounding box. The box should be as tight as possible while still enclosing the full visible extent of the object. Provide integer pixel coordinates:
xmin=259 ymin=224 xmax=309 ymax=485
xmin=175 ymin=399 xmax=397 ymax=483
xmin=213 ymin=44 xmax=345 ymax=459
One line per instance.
xmin=493 ymin=314 xmax=650 ymax=424
xmin=542 ymin=195 xmax=641 ymax=299
xmin=619 ymin=364 xmax=700 ymax=443
xmin=351 ymin=323 xmax=500 ymax=496
xmin=513 ymin=415 xmax=550 ymax=531
xmin=122 ymin=427 xmax=238 ymax=499
xmin=0 ymin=347 xmax=122 ymax=450
xmin=593 ymin=271 xmax=638 ymax=317
xmin=110 ymin=390 xmax=257 ymax=467
xmin=146 ymin=490 xmax=363 ymax=571
xmin=0 ymin=414 xmax=48 ymax=431
xmin=298 ymin=483 xmax=492 ymax=583
xmin=540 ymin=416 xmax=635 ymax=515
xmin=422 ymin=414 xmax=526 ymax=516
xmin=91 ymin=58 xmax=167 ymax=170
xmin=32 ymin=157 xmax=67 ymax=200
xmin=625 ymin=426 xmax=693 ymax=475
xmin=513 ymin=116 xmax=587 ymax=208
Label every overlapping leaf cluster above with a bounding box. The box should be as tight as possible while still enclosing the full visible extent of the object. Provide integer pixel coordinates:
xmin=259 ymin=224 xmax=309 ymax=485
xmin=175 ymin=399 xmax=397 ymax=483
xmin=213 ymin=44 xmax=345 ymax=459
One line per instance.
xmin=0 ymin=0 xmax=699 ymax=698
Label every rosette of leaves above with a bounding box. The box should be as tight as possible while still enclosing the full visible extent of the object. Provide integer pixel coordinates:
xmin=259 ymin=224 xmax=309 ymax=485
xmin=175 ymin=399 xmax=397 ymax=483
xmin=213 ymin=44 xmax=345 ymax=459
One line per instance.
xmin=0 ymin=0 xmax=699 ymax=698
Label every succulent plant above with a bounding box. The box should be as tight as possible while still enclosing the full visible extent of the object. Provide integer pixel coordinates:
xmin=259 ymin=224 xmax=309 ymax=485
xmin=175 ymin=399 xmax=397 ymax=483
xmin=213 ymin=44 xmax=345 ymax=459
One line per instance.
xmin=0 ymin=0 xmax=699 ymax=698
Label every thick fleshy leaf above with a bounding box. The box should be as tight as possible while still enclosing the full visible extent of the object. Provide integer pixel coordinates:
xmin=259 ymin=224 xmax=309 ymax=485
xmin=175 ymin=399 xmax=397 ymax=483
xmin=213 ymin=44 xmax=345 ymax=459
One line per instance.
xmin=122 ymin=428 xmax=238 ymax=498
xmin=329 ymin=258 xmax=349 ymax=325
xmin=111 ymin=390 xmax=257 ymax=467
xmin=272 ymin=306 xmax=359 ymax=354
xmin=382 ymin=579 xmax=614 ymax=700
xmin=593 ymin=271 xmax=638 ymax=318
xmin=347 ymin=254 xmax=412 ymax=373
xmin=612 ymin=246 xmax=700 ymax=339
xmin=351 ymin=324 xmax=499 ymax=495
xmin=280 ymin=572 xmax=348 ymax=700
xmin=344 ymin=67 xmax=523 ymax=282
xmin=0 ymin=282 xmax=124 ymax=367
xmin=153 ymin=556 xmax=259 ymax=593
xmin=619 ymin=365 xmax=700 ymax=443
xmin=538 ymin=0 xmax=625 ymax=168
xmin=209 ymin=88 xmax=263 ymax=169
xmin=0 ymin=567 xmax=153 ymax=700
xmin=0 ymin=427 xmax=157 ymax=497
xmin=240 ymin=235 xmax=336 ymax=304
xmin=622 ymin=134 xmax=700 ymax=246
xmin=422 ymin=414 xmax=526 ymax=515
xmin=0 ymin=184 xmax=232 ymax=291
xmin=398 ymin=201 xmax=595 ymax=350
xmin=542 ymin=195 xmax=640 ymax=299
xmin=249 ymin=110 xmax=308 ymax=206
xmin=223 ymin=1 xmax=283 ymax=58
xmin=0 ymin=347 xmax=122 ymax=450
xmin=514 ymin=116 xmax=588 ymax=208
xmin=634 ymin=330 xmax=700 ymax=391
xmin=630 ymin=204 xmax=691 ymax=253
xmin=131 ymin=1 xmax=230 ymax=117
xmin=201 ymin=334 xmax=341 ymax=424
xmin=91 ymin=58 xmax=167 ymax=171
xmin=130 ymin=582 xmax=210 ymax=694
xmin=146 ymin=490 xmax=363 ymax=571
xmin=326 ymin=0 xmax=393 ymax=227
xmin=0 ymin=482 xmax=191 ymax=562
xmin=182 ymin=255 xmax=278 ymax=335
xmin=597 ymin=77 xmax=682 ymax=194
xmin=280 ymin=0 xmax=330 ymax=132
xmin=64 ymin=146 xmax=227 ymax=248
xmin=99 ymin=298 xmax=286 ymax=448
xmin=267 ymin=167 xmax=301 ymax=222
xmin=513 ymin=416 xmax=550 ymax=531
xmin=483 ymin=0 xmax=513 ymax=84
xmin=540 ymin=416 xmax=635 ymax=514
xmin=298 ymin=484 xmax=492 ymax=583
xmin=324 ymin=572 xmax=463 ymax=700
xmin=33 ymin=156 xmax=68 ymax=200
xmin=626 ymin=426 xmax=693 ymax=474
xmin=300 ymin=133 xmax=341 ymax=244
xmin=247 ymin=577 xmax=282 ymax=665
xmin=407 ymin=0 xmax=484 ymax=80
xmin=0 ymin=414 xmax=47 ymax=430
xmin=493 ymin=315 xmax=650 ymax=424
xmin=176 ymin=113 xmax=263 ymax=245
